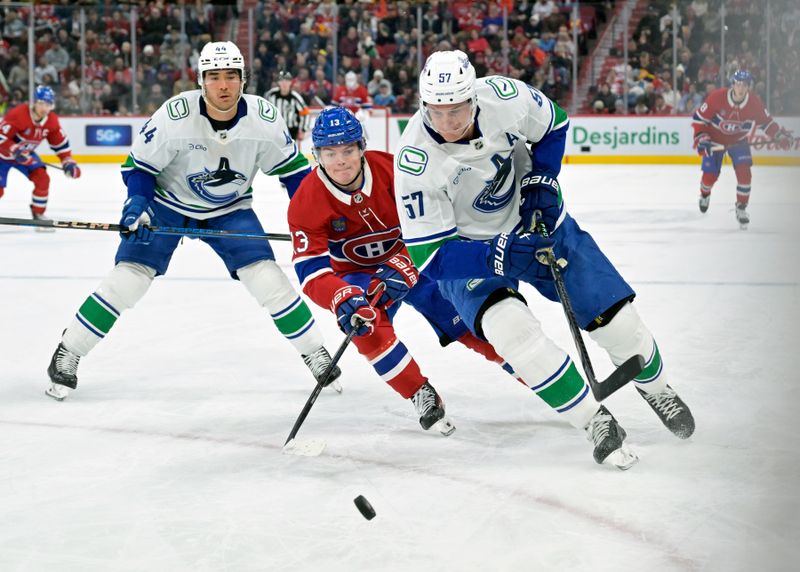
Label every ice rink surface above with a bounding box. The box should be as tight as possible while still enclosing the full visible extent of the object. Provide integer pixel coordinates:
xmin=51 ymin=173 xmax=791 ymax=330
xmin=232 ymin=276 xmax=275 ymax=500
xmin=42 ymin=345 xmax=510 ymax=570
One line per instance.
xmin=1 ymin=162 xmax=798 ymax=571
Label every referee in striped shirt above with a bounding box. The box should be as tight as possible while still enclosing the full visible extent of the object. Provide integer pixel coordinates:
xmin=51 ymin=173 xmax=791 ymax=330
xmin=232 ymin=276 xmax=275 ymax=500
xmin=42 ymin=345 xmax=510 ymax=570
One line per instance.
xmin=265 ymin=70 xmax=310 ymax=142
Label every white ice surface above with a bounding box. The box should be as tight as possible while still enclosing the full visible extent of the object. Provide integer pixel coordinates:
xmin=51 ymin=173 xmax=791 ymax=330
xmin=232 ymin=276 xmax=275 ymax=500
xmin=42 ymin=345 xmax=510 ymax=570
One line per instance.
xmin=1 ymin=163 xmax=798 ymax=571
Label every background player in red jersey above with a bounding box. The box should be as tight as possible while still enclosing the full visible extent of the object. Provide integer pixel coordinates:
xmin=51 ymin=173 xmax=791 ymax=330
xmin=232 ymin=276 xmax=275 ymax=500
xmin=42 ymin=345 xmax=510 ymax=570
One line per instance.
xmin=692 ymin=70 xmax=793 ymax=228
xmin=0 ymin=86 xmax=81 ymax=223
xmin=288 ymin=107 xmax=515 ymax=436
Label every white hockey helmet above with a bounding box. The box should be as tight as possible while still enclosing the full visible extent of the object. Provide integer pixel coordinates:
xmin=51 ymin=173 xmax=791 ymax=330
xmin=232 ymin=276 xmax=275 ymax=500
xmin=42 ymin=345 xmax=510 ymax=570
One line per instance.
xmin=197 ymin=41 xmax=246 ymax=85
xmin=419 ymin=50 xmax=477 ymax=132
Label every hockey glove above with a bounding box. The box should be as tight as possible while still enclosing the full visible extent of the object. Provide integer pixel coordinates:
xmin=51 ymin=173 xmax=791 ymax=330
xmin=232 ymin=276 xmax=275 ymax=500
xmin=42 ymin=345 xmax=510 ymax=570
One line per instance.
xmin=62 ymin=159 xmax=81 ymax=179
xmin=11 ymin=144 xmax=34 ymax=166
xmin=695 ymin=133 xmax=716 ymax=157
xmin=331 ymin=285 xmax=378 ymax=336
xmin=120 ymin=195 xmax=155 ymax=244
xmin=488 ymin=232 xmax=555 ymax=283
xmin=519 ymin=171 xmax=562 ymax=232
xmin=773 ymin=128 xmax=794 ymax=150
xmin=367 ymin=254 xmax=419 ymax=309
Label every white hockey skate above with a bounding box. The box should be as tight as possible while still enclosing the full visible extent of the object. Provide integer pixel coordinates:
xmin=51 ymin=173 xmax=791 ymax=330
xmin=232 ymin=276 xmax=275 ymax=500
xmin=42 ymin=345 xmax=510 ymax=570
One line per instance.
xmin=735 ymin=202 xmax=749 ymax=230
xmin=31 ymin=208 xmax=55 ymax=233
xmin=698 ymin=193 xmax=710 ymax=213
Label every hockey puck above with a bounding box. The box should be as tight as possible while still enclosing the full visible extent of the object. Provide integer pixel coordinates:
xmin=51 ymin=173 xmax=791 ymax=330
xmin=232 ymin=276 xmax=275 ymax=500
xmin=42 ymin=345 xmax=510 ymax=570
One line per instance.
xmin=354 ymin=495 xmax=376 ymax=520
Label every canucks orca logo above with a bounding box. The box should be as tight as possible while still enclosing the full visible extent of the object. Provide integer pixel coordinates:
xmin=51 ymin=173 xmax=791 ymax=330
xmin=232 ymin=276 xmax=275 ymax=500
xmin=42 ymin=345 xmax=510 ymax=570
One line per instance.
xmin=472 ymin=153 xmax=516 ymax=213
xmin=186 ymin=157 xmax=247 ymax=204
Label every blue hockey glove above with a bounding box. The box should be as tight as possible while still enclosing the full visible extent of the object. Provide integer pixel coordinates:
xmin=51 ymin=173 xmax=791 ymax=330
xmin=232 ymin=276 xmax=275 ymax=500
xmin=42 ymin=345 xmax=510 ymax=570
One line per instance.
xmin=12 ymin=144 xmax=34 ymax=165
xmin=488 ymin=232 xmax=555 ymax=283
xmin=519 ymin=171 xmax=562 ymax=232
xmin=62 ymin=159 xmax=81 ymax=179
xmin=367 ymin=254 xmax=419 ymax=309
xmin=695 ymin=133 xmax=716 ymax=157
xmin=331 ymin=285 xmax=379 ymax=336
xmin=120 ymin=196 xmax=155 ymax=244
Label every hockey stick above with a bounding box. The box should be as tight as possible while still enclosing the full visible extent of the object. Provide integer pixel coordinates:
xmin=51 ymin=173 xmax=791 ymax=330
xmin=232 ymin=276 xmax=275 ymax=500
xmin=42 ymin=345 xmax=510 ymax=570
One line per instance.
xmin=282 ymin=289 xmax=383 ymax=456
xmin=0 ymin=216 xmax=291 ymax=242
xmin=42 ymin=162 xmax=65 ymax=171
xmin=535 ymin=220 xmax=644 ymax=401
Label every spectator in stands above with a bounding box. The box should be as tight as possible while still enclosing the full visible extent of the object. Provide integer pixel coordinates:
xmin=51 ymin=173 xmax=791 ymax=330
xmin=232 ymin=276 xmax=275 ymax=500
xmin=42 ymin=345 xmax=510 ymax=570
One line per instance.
xmin=44 ymin=42 xmax=69 ymax=77
xmin=592 ymin=100 xmax=607 ymax=114
xmin=678 ymin=82 xmax=704 ymax=114
xmin=593 ymin=83 xmax=617 ymax=114
xmin=634 ymin=96 xmax=649 ymax=115
xmin=367 ymin=70 xmax=388 ymax=97
xmin=306 ymin=66 xmax=332 ymax=107
xmin=7 ymin=55 xmax=28 ymax=91
xmin=651 ymin=94 xmax=671 ymax=114
xmin=34 ymin=55 xmax=58 ymax=86
xmin=373 ymin=80 xmax=396 ymax=109
xmin=339 ymin=26 xmax=359 ymax=59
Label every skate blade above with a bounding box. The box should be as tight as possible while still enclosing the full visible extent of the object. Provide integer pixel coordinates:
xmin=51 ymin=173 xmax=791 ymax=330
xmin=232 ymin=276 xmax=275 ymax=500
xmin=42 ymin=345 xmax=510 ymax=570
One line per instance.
xmin=326 ymin=379 xmax=343 ymax=394
xmin=605 ymin=444 xmax=639 ymax=471
xmin=45 ymin=384 xmax=69 ymax=401
xmin=282 ymin=438 xmax=326 ymax=457
xmin=35 ymin=226 xmax=56 ymax=233
xmin=431 ymin=416 xmax=456 ymax=437
xmin=739 ymin=223 xmax=749 ymax=230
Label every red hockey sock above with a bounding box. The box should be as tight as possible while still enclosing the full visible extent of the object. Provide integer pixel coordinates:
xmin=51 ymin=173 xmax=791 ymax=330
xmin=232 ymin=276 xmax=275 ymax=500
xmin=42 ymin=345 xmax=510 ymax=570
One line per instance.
xmin=700 ymin=172 xmax=718 ymax=197
xmin=29 ymin=167 xmax=50 ymax=215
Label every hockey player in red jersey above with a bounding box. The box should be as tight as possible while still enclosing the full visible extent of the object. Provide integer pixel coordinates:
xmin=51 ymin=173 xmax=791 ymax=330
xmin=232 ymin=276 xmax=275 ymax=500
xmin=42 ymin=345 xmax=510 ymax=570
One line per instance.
xmin=288 ymin=107 xmax=514 ymax=436
xmin=692 ymin=70 xmax=793 ymax=228
xmin=0 ymin=86 xmax=81 ymax=222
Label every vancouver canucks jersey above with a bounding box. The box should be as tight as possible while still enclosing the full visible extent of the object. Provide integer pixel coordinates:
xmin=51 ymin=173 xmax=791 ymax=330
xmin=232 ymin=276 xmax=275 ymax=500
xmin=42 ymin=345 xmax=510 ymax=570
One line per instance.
xmin=122 ymin=90 xmax=309 ymax=219
xmin=394 ymin=76 xmax=568 ymax=271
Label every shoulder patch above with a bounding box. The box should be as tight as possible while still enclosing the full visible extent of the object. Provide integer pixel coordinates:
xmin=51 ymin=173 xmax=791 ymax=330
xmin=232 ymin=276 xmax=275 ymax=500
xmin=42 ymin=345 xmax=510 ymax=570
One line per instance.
xmin=485 ymin=77 xmax=518 ymax=100
xmin=166 ymin=97 xmax=190 ymax=120
xmin=396 ymin=146 xmax=428 ymax=176
xmin=258 ymin=99 xmax=277 ymax=122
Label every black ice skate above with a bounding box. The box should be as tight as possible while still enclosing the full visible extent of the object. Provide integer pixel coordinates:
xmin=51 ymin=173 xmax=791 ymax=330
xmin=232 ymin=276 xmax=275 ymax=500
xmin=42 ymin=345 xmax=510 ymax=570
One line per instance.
xmin=637 ymin=385 xmax=695 ymax=439
xmin=411 ymin=382 xmax=455 ymax=436
xmin=698 ymin=193 xmax=710 ymax=213
xmin=46 ymin=342 xmax=80 ymax=401
xmin=302 ymin=347 xmax=342 ymax=392
xmin=585 ymin=406 xmax=638 ymax=470
xmin=735 ymin=202 xmax=749 ymax=229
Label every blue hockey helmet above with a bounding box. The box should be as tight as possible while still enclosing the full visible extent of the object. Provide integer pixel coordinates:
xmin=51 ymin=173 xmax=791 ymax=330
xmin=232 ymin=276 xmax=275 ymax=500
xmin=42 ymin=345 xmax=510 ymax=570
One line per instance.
xmin=34 ymin=85 xmax=56 ymax=105
xmin=730 ymin=70 xmax=753 ymax=86
xmin=312 ymin=106 xmax=364 ymax=150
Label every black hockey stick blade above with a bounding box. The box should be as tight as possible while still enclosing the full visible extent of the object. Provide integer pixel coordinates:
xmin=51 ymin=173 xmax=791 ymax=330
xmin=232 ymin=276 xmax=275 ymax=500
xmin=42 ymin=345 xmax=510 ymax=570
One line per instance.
xmin=590 ymin=354 xmax=645 ymax=401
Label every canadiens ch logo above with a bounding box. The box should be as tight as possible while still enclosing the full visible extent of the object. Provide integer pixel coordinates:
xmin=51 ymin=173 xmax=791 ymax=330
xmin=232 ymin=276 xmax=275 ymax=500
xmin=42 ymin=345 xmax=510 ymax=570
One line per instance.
xmin=342 ymin=228 xmax=403 ymax=265
xmin=186 ymin=157 xmax=247 ymax=204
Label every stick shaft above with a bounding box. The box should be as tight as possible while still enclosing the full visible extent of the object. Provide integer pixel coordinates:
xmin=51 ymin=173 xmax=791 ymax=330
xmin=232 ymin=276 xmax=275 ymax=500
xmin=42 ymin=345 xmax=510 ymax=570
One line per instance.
xmin=0 ymin=216 xmax=291 ymax=241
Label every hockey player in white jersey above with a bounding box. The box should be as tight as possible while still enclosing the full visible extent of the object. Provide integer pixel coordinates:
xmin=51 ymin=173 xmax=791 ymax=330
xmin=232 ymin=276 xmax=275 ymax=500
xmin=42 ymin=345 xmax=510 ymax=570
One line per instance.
xmin=46 ymin=41 xmax=341 ymax=400
xmin=395 ymin=51 xmax=695 ymax=469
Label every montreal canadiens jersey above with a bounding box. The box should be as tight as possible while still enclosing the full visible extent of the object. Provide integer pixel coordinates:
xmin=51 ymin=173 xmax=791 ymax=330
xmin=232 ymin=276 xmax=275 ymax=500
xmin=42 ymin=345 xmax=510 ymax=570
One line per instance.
xmin=394 ymin=76 xmax=568 ymax=271
xmin=0 ymin=103 xmax=72 ymax=161
xmin=692 ymin=87 xmax=779 ymax=147
xmin=288 ymin=151 xmax=406 ymax=308
xmin=121 ymin=90 xmax=309 ymax=219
